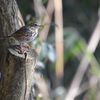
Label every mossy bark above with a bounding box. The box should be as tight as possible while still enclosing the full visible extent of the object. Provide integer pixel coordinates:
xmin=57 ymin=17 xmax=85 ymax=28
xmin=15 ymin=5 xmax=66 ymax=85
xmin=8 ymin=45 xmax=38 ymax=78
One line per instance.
xmin=0 ymin=0 xmax=37 ymax=100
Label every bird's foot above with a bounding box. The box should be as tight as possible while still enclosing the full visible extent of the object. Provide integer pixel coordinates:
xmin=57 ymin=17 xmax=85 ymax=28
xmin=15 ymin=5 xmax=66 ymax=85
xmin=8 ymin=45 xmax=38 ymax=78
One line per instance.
xmin=24 ymin=43 xmax=32 ymax=49
xmin=9 ymin=45 xmax=27 ymax=61
xmin=18 ymin=47 xmax=27 ymax=61
xmin=18 ymin=48 xmax=26 ymax=54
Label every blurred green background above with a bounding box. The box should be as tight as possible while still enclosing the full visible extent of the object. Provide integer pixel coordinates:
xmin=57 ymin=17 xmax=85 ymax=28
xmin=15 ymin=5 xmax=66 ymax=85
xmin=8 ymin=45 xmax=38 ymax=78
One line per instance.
xmin=17 ymin=0 xmax=100 ymax=100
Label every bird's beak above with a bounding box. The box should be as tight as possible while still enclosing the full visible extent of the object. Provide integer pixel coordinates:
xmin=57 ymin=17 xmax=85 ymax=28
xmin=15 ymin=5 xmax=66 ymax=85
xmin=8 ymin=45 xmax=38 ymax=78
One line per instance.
xmin=38 ymin=25 xmax=44 ymax=28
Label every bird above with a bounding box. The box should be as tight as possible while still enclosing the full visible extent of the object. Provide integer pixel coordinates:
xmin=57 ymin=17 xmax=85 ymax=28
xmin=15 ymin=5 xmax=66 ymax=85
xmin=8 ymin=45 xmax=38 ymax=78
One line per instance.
xmin=8 ymin=22 xmax=43 ymax=54
xmin=11 ymin=22 xmax=43 ymax=43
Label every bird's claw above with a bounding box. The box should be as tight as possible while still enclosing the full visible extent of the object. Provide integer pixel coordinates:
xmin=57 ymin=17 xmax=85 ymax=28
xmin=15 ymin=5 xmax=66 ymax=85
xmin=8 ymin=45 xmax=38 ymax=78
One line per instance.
xmin=18 ymin=48 xmax=27 ymax=61
xmin=10 ymin=45 xmax=27 ymax=61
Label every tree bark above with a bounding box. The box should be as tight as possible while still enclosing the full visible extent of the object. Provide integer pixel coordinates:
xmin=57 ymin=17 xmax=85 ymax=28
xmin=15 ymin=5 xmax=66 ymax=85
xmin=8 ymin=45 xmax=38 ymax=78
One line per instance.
xmin=0 ymin=0 xmax=37 ymax=100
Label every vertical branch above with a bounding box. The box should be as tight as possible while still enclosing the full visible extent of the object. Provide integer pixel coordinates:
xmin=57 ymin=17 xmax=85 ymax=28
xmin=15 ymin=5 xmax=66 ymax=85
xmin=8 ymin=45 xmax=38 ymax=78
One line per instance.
xmin=40 ymin=0 xmax=54 ymax=41
xmin=54 ymin=0 xmax=64 ymax=78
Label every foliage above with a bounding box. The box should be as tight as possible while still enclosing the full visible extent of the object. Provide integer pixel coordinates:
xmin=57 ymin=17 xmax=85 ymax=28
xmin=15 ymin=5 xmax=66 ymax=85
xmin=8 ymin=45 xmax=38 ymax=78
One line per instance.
xmin=17 ymin=0 xmax=100 ymax=100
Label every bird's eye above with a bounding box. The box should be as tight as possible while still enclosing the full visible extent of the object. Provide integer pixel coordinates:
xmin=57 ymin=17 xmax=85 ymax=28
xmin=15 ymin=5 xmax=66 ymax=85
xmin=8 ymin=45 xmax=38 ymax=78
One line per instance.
xmin=34 ymin=23 xmax=37 ymax=26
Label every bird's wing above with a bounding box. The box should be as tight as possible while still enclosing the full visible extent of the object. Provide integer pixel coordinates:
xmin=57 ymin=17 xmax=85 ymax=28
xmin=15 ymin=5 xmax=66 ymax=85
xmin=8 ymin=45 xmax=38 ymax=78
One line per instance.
xmin=12 ymin=26 xmax=28 ymax=34
xmin=11 ymin=26 xmax=30 ymax=37
xmin=11 ymin=26 xmax=32 ymax=39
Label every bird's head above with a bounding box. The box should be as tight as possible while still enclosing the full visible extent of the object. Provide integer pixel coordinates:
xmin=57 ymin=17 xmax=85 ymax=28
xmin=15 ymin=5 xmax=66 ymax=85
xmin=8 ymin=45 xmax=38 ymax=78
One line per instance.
xmin=29 ymin=22 xmax=43 ymax=30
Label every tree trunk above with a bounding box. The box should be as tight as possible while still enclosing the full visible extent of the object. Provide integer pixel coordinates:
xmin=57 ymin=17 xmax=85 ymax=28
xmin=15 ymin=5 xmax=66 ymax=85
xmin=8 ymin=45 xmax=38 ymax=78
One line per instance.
xmin=0 ymin=0 xmax=37 ymax=100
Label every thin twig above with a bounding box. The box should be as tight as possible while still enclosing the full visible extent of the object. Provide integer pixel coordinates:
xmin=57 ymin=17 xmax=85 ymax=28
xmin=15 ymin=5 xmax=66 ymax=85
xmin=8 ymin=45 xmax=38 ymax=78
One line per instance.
xmin=40 ymin=0 xmax=54 ymax=41
xmin=77 ymin=76 xmax=98 ymax=97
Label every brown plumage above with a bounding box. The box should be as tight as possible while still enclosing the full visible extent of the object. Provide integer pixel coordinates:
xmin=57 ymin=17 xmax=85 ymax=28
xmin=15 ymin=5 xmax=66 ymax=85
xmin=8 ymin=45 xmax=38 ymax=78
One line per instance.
xmin=10 ymin=22 xmax=43 ymax=44
xmin=9 ymin=22 xmax=43 ymax=53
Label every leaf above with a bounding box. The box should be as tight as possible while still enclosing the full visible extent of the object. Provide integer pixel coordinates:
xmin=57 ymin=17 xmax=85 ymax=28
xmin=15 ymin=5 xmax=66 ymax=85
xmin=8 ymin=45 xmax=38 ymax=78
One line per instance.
xmin=63 ymin=27 xmax=80 ymax=50
xmin=35 ymin=69 xmax=42 ymax=76
xmin=39 ymin=43 xmax=48 ymax=60
xmin=48 ymin=44 xmax=56 ymax=62
xmin=64 ymin=40 xmax=85 ymax=63
xmin=33 ymin=77 xmax=38 ymax=84
xmin=31 ymin=39 xmax=41 ymax=48
xmin=36 ymin=61 xmax=45 ymax=68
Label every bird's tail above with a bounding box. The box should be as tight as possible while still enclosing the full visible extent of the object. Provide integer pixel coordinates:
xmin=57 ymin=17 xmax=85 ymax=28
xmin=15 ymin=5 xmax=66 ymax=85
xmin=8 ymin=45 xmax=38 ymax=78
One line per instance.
xmin=0 ymin=36 xmax=11 ymax=39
